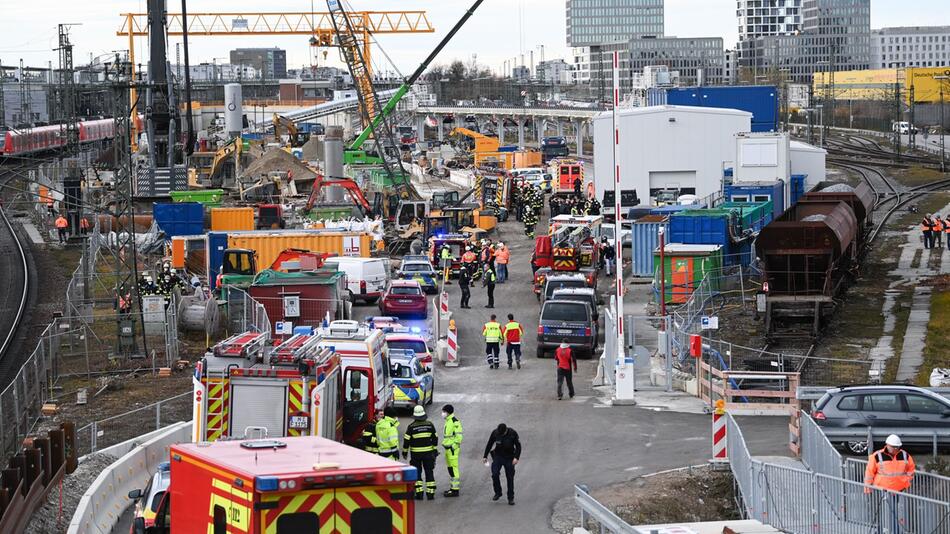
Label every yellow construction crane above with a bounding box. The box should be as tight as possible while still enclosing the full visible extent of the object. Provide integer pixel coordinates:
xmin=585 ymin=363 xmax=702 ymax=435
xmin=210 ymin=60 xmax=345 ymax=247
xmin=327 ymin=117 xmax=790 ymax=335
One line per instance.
xmin=117 ymin=10 xmax=434 ymax=145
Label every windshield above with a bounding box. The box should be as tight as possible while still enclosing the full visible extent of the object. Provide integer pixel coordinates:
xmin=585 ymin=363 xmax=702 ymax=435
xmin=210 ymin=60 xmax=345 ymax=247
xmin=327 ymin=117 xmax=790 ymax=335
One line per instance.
xmin=401 ymin=264 xmax=432 ymax=273
xmin=388 ymin=340 xmax=427 ymax=355
xmin=392 ymin=364 xmax=413 ymax=379
xmin=541 ymin=302 xmax=589 ymax=322
xmin=545 ymin=280 xmax=587 ymax=299
xmin=391 ymin=286 xmax=422 ymax=296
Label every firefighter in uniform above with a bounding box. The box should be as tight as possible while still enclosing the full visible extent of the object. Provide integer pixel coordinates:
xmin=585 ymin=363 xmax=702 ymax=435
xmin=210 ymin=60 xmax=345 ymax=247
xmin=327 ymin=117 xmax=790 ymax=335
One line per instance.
xmin=360 ymin=410 xmax=382 ymax=454
xmin=441 ymin=404 xmax=463 ymax=497
xmin=864 ymin=434 xmax=915 ymax=532
xmin=458 ymin=264 xmax=472 ymax=309
xmin=375 ymin=406 xmax=401 ymax=460
xmin=523 ymin=205 xmax=538 ymax=238
xmin=483 ymin=314 xmax=502 ymax=368
xmin=531 ymin=185 xmax=543 ymax=215
xmin=440 ymin=244 xmax=453 ymax=284
xmin=403 ymin=405 xmax=439 ymax=500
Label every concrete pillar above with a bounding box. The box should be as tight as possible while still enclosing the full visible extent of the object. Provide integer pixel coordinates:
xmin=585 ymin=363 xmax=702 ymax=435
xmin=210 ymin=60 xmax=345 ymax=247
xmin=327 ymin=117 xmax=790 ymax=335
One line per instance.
xmin=535 ymin=118 xmax=544 ymax=143
xmin=416 ymin=114 xmax=426 ymax=143
xmin=497 ymin=117 xmax=505 ymax=145
xmin=557 ymin=120 xmax=564 ymax=137
xmin=324 ymin=126 xmax=345 ymax=200
xmin=518 ymin=119 xmax=527 ymax=147
xmin=437 ymin=116 xmax=445 ymax=142
xmin=573 ymin=119 xmax=585 ymax=157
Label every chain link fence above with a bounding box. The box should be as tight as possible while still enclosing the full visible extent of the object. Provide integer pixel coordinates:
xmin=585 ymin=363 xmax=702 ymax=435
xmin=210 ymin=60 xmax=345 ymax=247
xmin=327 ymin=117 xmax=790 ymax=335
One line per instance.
xmin=74 ymin=391 xmax=192 ymax=456
xmin=225 ymin=288 xmax=272 ymax=336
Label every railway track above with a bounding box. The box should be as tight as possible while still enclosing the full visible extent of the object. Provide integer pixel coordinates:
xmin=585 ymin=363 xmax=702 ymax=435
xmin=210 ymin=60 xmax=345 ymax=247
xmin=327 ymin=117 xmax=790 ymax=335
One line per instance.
xmin=0 ymin=159 xmax=32 ymax=381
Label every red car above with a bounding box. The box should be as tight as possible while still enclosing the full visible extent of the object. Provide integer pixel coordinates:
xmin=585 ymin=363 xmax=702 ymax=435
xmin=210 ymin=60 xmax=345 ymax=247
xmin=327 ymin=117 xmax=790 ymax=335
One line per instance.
xmin=379 ymin=280 xmax=428 ymax=319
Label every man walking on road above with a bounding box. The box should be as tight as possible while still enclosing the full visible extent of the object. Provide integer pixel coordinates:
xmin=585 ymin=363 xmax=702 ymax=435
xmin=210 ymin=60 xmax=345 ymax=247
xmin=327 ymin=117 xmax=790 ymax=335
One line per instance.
xmin=458 ymin=265 xmax=472 ymax=309
xmin=441 ymin=404 xmax=463 ymax=497
xmin=502 ymin=314 xmax=524 ymax=369
xmin=483 ymin=264 xmax=497 ymax=308
xmin=865 ymin=434 xmax=915 ymax=533
xmin=495 ymin=243 xmax=509 ymax=283
xmin=55 ymin=214 xmax=69 ymax=244
xmin=483 ymin=314 xmax=502 ymax=369
xmin=482 ymin=423 xmax=521 ymax=506
xmin=403 ymin=405 xmax=439 ymax=500
xmin=554 ymin=340 xmax=577 ymax=399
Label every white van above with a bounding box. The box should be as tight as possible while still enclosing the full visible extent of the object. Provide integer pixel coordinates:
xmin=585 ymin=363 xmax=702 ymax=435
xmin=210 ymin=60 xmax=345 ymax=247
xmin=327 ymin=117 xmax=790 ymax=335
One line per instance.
xmin=324 ymin=257 xmax=390 ymax=304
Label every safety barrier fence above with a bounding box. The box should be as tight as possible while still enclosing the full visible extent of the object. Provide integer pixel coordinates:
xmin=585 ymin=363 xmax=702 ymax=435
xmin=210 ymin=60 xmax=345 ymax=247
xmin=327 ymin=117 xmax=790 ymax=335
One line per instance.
xmin=68 ymin=421 xmax=193 ymax=534
xmin=800 ymin=410 xmax=845 ymax=480
xmin=728 ymin=412 xmax=950 ymax=534
xmin=225 ymin=288 xmax=272 ymax=337
xmin=74 ymin=391 xmax=192 ymax=457
xmin=696 ymin=359 xmax=800 ymax=416
xmin=844 ymin=458 xmax=950 ymax=506
xmin=574 ymin=484 xmax=644 ymax=534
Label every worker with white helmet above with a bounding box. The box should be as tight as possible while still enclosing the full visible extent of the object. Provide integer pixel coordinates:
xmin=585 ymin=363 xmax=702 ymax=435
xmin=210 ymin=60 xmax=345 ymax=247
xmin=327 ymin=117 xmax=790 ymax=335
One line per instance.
xmin=864 ymin=434 xmax=915 ymax=493
xmin=495 ymin=242 xmax=510 ymax=283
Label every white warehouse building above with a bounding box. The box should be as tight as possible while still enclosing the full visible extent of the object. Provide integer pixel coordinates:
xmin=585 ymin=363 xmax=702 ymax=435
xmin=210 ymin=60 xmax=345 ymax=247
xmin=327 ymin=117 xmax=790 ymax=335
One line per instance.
xmin=592 ymin=106 xmax=752 ymax=205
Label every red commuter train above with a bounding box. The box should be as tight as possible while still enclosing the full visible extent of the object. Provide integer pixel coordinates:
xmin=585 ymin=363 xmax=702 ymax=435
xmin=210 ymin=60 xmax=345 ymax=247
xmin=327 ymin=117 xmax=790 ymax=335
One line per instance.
xmin=0 ymin=118 xmax=119 ymax=157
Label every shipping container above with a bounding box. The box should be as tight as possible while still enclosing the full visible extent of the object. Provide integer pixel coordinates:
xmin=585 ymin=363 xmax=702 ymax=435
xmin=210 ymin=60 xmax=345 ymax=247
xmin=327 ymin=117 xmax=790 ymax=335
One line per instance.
xmin=631 ymin=215 xmax=667 ymax=277
xmin=207 ymin=230 xmax=374 ymax=286
xmin=790 ymin=174 xmax=806 ymax=205
xmin=666 ymin=86 xmax=778 ymax=132
xmin=210 ymin=207 xmax=255 ymax=231
xmin=723 ymin=181 xmax=785 ymax=218
xmin=717 ymin=201 xmax=774 ymax=232
xmin=305 ymin=205 xmax=361 ymax=222
xmin=168 ymin=189 xmax=224 ymax=207
xmin=249 ymin=269 xmax=348 ymax=328
xmin=170 ymin=234 xmax=208 ymax=272
xmin=668 ymin=208 xmax=754 ymax=266
xmin=646 ymin=87 xmax=668 ymax=106
xmin=153 ymin=202 xmax=204 ymax=238
xmin=654 ymin=244 xmax=723 ymax=304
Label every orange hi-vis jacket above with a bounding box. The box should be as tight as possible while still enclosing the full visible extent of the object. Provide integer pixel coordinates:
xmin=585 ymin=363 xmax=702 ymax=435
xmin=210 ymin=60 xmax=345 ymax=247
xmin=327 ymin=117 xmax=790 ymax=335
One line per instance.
xmin=921 ymin=218 xmax=933 ymax=232
xmin=54 ymin=216 xmax=68 ymax=229
xmin=495 ymin=248 xmax=510 ymax=265
xmin=462 ymin=251 xmax=477 ymax=263
xmin=864 ymin=447 xmax=915 ymax=492
xmin=935 ymin=219 xmax=945 ymax=232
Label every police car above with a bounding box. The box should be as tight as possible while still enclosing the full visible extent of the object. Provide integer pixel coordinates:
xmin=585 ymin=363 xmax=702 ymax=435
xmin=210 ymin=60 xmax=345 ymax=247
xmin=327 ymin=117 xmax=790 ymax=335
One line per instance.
xmin=389 ymin=349 xmax=434 ymax=409
xmin=127 ymin=461 xmax=171 ymax=532
xmin=396 ymin=255 xmax=439 ymax=294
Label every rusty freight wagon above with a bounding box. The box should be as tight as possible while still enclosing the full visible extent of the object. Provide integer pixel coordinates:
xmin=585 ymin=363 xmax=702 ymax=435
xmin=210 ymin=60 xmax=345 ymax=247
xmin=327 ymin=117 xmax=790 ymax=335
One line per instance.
xmin=758 ymin=200 xmax=860 ymax=338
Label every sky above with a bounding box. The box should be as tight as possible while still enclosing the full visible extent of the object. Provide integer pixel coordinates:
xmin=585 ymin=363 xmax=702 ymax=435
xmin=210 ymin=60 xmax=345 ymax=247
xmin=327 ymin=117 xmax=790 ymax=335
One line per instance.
xmin=0 ymin=0 xmax=943 ymax=76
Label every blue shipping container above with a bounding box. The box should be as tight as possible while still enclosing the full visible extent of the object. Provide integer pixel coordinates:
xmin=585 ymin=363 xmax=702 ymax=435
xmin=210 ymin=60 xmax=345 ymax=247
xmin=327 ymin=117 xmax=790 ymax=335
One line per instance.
xmin=668 ymin=211 xmax=752 ymax=266
xmin=631 ymin=217 xmax=667 ymax=277
xmin=647 ymin=87 xmax=668 ymax=106
xmin=723 ymin=181 xmax=785 ymax=219
xmin=790 ymin=174 xmax=806 ymax=205
xmin=650 ymin=204 xmax=695 ymax=216
xmin=666 ymin=86 xmax=778 ymax=132
xmin=207 ymin=231 xmax=230 ymax=289
xmin=153 ymin=202 xmax=204 ymax=239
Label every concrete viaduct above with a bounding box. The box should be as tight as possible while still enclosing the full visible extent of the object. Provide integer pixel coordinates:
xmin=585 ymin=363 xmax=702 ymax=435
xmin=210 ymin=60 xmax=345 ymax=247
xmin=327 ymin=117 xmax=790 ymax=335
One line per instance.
xmin=412 ymin=105 xmax=603 ymax=157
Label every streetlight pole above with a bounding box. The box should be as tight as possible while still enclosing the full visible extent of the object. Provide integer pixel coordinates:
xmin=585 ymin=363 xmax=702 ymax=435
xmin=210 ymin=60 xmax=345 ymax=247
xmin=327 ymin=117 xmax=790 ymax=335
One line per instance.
xmin=937 ymin=75 xmax=948 ymax=173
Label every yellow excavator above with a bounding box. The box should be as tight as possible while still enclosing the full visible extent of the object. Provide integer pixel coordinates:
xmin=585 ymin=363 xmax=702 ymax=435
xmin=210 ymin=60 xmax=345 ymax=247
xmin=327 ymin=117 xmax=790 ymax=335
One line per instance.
xmin=272 ymin=114 xmax=304 ymax=147
xmin=188 ymin=137 xmax=243 ymax=187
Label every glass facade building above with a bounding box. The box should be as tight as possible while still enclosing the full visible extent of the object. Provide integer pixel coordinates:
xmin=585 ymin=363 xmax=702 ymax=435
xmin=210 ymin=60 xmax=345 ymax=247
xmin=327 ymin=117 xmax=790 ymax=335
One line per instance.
xmin=871 ymin=26 xmax=950 ymax=69
xmin=629 ymin=37 xmax=726 ymax=85
xmin=566 ymin=0 xmax=664 ymax=47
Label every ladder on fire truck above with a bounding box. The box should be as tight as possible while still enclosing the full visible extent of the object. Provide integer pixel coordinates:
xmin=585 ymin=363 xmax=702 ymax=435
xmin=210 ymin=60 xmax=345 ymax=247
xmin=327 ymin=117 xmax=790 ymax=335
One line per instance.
xmin=269 ymin=334 xmax=331 ymax=366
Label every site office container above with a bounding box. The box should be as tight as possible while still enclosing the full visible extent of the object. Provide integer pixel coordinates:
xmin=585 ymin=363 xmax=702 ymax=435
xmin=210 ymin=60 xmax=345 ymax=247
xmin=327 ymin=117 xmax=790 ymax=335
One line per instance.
xmin=653 ymin=244 xmax=723 ymax=304
xmin=153 ymin=202 xmax=204 ymax=238
xmin=666 ymin=85 xmax=778 ymax=132
xmin=723 ymin=182 xmax=784 ymax=219
xmin=163 ymin=436 xmax=417 ymax=534
xmin=210 ymin=207 xmax=255 ymax=231
xmin=668 ymin=209 xmax=754 ymax=266
xmin=631 ymin=215 xmax=668 ymax=277
xmin=249 ymin=270 xmax=348 ymax=329
xmin=207 ymin=231 xmax=373 ymax=284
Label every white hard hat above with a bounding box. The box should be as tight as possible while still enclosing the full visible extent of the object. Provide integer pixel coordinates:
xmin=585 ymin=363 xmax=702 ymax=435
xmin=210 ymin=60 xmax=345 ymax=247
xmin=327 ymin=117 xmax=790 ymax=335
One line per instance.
xmin=412 ymin=405 xmax=426 ymax=418
xmin=886 ymin=434 xmax=902 ymax=447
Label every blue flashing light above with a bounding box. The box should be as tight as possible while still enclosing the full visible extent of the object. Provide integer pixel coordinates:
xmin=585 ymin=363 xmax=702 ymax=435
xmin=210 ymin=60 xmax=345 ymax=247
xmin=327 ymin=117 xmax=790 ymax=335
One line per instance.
xmin=255 ymin=476 xmax=280 ymax=491
xmin=157 ymin=461 xmax=171 ymax=472
xmin=409 ymin=326 xmax=421 ymax=334
xmin=401 ymin=466 xmax=418 ymax=483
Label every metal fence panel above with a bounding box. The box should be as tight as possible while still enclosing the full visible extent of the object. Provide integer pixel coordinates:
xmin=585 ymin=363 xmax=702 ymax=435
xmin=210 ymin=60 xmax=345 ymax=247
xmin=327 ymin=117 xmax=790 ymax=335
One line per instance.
xmin=800 ymin=411 xmax=844 ymax=479
xmin=845 ymin=457 xmax=950 ymax=506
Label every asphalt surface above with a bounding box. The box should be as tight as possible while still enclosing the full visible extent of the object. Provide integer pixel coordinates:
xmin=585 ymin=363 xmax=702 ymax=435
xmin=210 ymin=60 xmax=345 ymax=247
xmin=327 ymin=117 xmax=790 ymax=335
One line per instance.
xmin=112 ymin=213 xmax=791 ymax=534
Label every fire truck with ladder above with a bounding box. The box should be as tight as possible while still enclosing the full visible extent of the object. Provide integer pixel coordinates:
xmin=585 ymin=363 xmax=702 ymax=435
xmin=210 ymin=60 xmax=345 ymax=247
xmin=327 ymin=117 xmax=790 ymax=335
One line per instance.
xmin=193 ymin=326 xmax=391 ymax=446
xmin=138 ymin=435 xmax=417 ymax=534
xmin=532 ymin=215 xmax=602 ymax=298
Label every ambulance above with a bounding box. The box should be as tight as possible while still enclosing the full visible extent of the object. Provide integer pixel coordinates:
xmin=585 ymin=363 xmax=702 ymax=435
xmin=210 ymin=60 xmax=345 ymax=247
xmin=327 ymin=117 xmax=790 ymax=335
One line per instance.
xmin=138 ymin=435 xmax=417 ymax=534
xmin=316 ymin=321 xmax=393 ymax=445
xmin=192 ymin=331 xmax=343 ymax=443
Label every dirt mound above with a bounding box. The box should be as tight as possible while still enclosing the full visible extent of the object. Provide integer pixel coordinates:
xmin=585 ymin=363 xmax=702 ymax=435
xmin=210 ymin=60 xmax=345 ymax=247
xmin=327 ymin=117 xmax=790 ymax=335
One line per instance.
xmin=241 ymin=147 xmax=317 ymax=182
xmin=301 ymin=135 xmax=324 ymax=163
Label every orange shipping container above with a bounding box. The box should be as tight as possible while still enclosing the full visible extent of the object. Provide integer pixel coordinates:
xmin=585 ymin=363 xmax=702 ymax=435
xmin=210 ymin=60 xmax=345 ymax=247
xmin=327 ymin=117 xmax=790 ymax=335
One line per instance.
xmin=226 ymin=232 xmax=372 ymax=273
xmin=210 ymin=207 xmax=254 ymax=231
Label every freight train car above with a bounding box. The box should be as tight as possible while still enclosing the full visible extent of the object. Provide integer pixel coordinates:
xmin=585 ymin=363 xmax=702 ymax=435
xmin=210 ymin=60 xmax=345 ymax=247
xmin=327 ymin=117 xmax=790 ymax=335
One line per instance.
xmin=758 ymin=200 xmax=864 ymax=337
xmin=802 ymin=181 xmax=875 ymax=249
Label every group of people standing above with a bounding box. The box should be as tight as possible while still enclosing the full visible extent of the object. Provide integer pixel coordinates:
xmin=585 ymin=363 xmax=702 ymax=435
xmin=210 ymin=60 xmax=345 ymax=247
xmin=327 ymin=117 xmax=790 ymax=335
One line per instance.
xmin=513 ymin=183 xmax=544 ymax=238
xmin=920 ymin=214 xmax=949 ymax=249
xmin=450 ymin=239 xmax=510 ymax=309
xmin=361 ymin=405 xmax=522 ymax=505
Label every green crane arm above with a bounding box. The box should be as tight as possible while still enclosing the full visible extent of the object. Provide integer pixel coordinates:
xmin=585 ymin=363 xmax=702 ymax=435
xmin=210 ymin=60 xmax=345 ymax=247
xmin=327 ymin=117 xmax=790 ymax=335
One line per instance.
xmin=348 ymin=0 xmax=484 ymax=151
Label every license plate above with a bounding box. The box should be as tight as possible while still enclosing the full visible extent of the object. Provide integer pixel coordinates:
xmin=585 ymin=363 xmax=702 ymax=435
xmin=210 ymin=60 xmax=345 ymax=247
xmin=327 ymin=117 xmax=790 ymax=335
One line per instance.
xmin=399 ymin=299 xmax=413 ymax=304
xmin=557 ymin=329 xmax=573 ymax=335
xmin=288 ymin=415 xmax=309 ymax=429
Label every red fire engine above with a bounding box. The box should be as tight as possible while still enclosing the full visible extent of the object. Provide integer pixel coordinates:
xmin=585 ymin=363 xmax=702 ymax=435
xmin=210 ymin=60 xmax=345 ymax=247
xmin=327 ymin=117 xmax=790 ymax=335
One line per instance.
xmin=139 ymin=435 xmax=417 ymax=533
xmin=532 ymin=215 xmax=602 ymax=297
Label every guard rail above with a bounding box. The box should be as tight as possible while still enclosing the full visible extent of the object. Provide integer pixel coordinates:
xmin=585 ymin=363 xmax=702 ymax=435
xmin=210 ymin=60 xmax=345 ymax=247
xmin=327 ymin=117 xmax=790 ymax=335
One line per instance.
xmin=67 ymin=421 xmax=192 ymax=534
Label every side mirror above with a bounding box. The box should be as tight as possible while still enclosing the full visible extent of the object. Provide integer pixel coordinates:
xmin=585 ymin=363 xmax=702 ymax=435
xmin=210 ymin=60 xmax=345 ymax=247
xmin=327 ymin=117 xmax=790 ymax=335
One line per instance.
xmin=132 ymin=517 xmax=146 ymax=534
xmin=128 ymin=489 xmax=143 ymax=500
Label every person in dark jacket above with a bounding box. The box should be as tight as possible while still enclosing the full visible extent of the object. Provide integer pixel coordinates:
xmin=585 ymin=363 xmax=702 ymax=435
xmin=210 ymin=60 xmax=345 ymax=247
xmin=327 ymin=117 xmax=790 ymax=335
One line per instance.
xmin=482 ymin=423 xmax=522 ymax=505
xmin=403 ymin=405 xmax=439 ymax=499
xmin=458 ymin=265 xmax=472 ymax=309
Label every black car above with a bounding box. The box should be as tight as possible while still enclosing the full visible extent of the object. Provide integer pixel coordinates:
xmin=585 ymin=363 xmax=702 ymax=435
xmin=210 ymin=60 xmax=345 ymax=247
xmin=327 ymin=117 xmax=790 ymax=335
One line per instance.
xmin=537 ymin=299 xmax=597 ymax=359
xmin=813 ymin=385 xmax=950 ymax=454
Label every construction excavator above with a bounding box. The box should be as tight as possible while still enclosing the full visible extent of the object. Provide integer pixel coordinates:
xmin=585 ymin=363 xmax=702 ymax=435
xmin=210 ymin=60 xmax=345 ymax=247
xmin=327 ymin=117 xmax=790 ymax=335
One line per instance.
xmin=273 ymin=113 xmax=304 ymax=147
xmin=305 ymin=174 xmax=377 ymax=218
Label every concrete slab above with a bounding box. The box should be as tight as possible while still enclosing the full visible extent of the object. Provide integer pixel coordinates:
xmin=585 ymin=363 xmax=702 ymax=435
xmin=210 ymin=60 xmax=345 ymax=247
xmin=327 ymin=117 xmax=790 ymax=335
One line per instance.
xmin=20 ymin=221 xmax=45 ymax=245
xmin=896 ymin=286 xmax=932 ymax=382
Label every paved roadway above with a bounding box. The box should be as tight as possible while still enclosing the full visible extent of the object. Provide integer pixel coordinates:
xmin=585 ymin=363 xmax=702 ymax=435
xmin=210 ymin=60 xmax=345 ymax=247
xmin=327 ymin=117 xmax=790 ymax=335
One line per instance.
xmin=112 ymin=215 xmax=790 ymax=534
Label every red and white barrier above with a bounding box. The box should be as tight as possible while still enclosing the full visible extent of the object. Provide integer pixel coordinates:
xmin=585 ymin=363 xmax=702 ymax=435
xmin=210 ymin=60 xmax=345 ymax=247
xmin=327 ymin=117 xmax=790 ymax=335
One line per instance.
xmin=446 ymin=321 xmax=459 ymax=367
xmin=440 ymin=290 xmax=449 ymax=316
xmin=711 ymin=400 xmax=728 ymax=464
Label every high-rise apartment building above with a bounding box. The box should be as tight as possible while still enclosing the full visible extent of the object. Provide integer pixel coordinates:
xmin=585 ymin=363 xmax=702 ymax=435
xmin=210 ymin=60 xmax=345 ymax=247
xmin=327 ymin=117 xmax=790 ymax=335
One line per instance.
xmin=629 ymin=37 xmax=725 ymax=85
xmin=871 ymin=26 xmax=950 ymax=69
xmin=566 ymin=0 xmax=664 ymax=47
xmin=230 ymin=48 xmax=288 ymax=80
xmin=737 ymin=0 xmax=803 ymax=41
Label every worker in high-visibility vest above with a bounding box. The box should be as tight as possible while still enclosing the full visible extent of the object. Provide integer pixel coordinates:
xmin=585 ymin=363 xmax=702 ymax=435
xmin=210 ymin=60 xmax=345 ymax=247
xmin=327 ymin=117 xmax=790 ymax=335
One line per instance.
xmin=440 ymin=244 xmax=453 ymax=285
xmin=441 ymin=404 xmax=463 ymax=497
xmin=921 ymin=214 xmax=934 ymax=249
xmin=375 ymin=406 xmax=401 ymax=460
xmin=494 ymin=243 xmax=510 ymax=283
xmin=502 ymin=314 xmax=524 ymax=370
xmin=482 ymin=314 xmax=502 ymax=369
xmin=54 ymin=215 xmax=69 ymax=244
xmin=934 ymin=215 xmax=944 ymax=248
xmin=864 ymin=434 xmax=915 ymax=533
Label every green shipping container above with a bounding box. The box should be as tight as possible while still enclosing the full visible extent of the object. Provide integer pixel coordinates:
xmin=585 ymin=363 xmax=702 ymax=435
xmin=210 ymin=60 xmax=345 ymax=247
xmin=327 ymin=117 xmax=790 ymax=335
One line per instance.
xmin=306 ymin=206 xmax=360 ymax=222
xmin=717 ymin=201 xmax=773 ymax=231
xmin=653 ymin=244 xmax=723 ymax=304
xmin=169 ymin=189 xmax=225 ymax=208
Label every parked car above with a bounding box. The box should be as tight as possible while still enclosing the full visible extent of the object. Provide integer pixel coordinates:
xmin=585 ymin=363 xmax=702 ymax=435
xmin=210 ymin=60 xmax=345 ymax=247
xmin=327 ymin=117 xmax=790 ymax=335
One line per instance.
xmin=389 ymin=349 xmax=434 ymax=408
xmin=542 ymin=272 xmax=596 ymax=303
xmin=127 ymin=461 xmax=171 ymax=532
xmin=537 ymin=299 xmax=597 ymax=359
xmin=523 ymin=173 xmax=553 ymax=193
xmin=813 ymin=385 xmax=950 ymax=454
xmin=324 ymin=257 xmax=390 ymax=304
xmin=551 ymin=287 xmax=600 ymax=322
xmin=397 ymin=256 xmax=439 ymax=294
xmin=386 ymin=332 xmax=434 ymax=371
xmin=601 ymin=223 xmax=631 ymax=247
xmin=379 ymin=279 xmax=427 ymax=319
